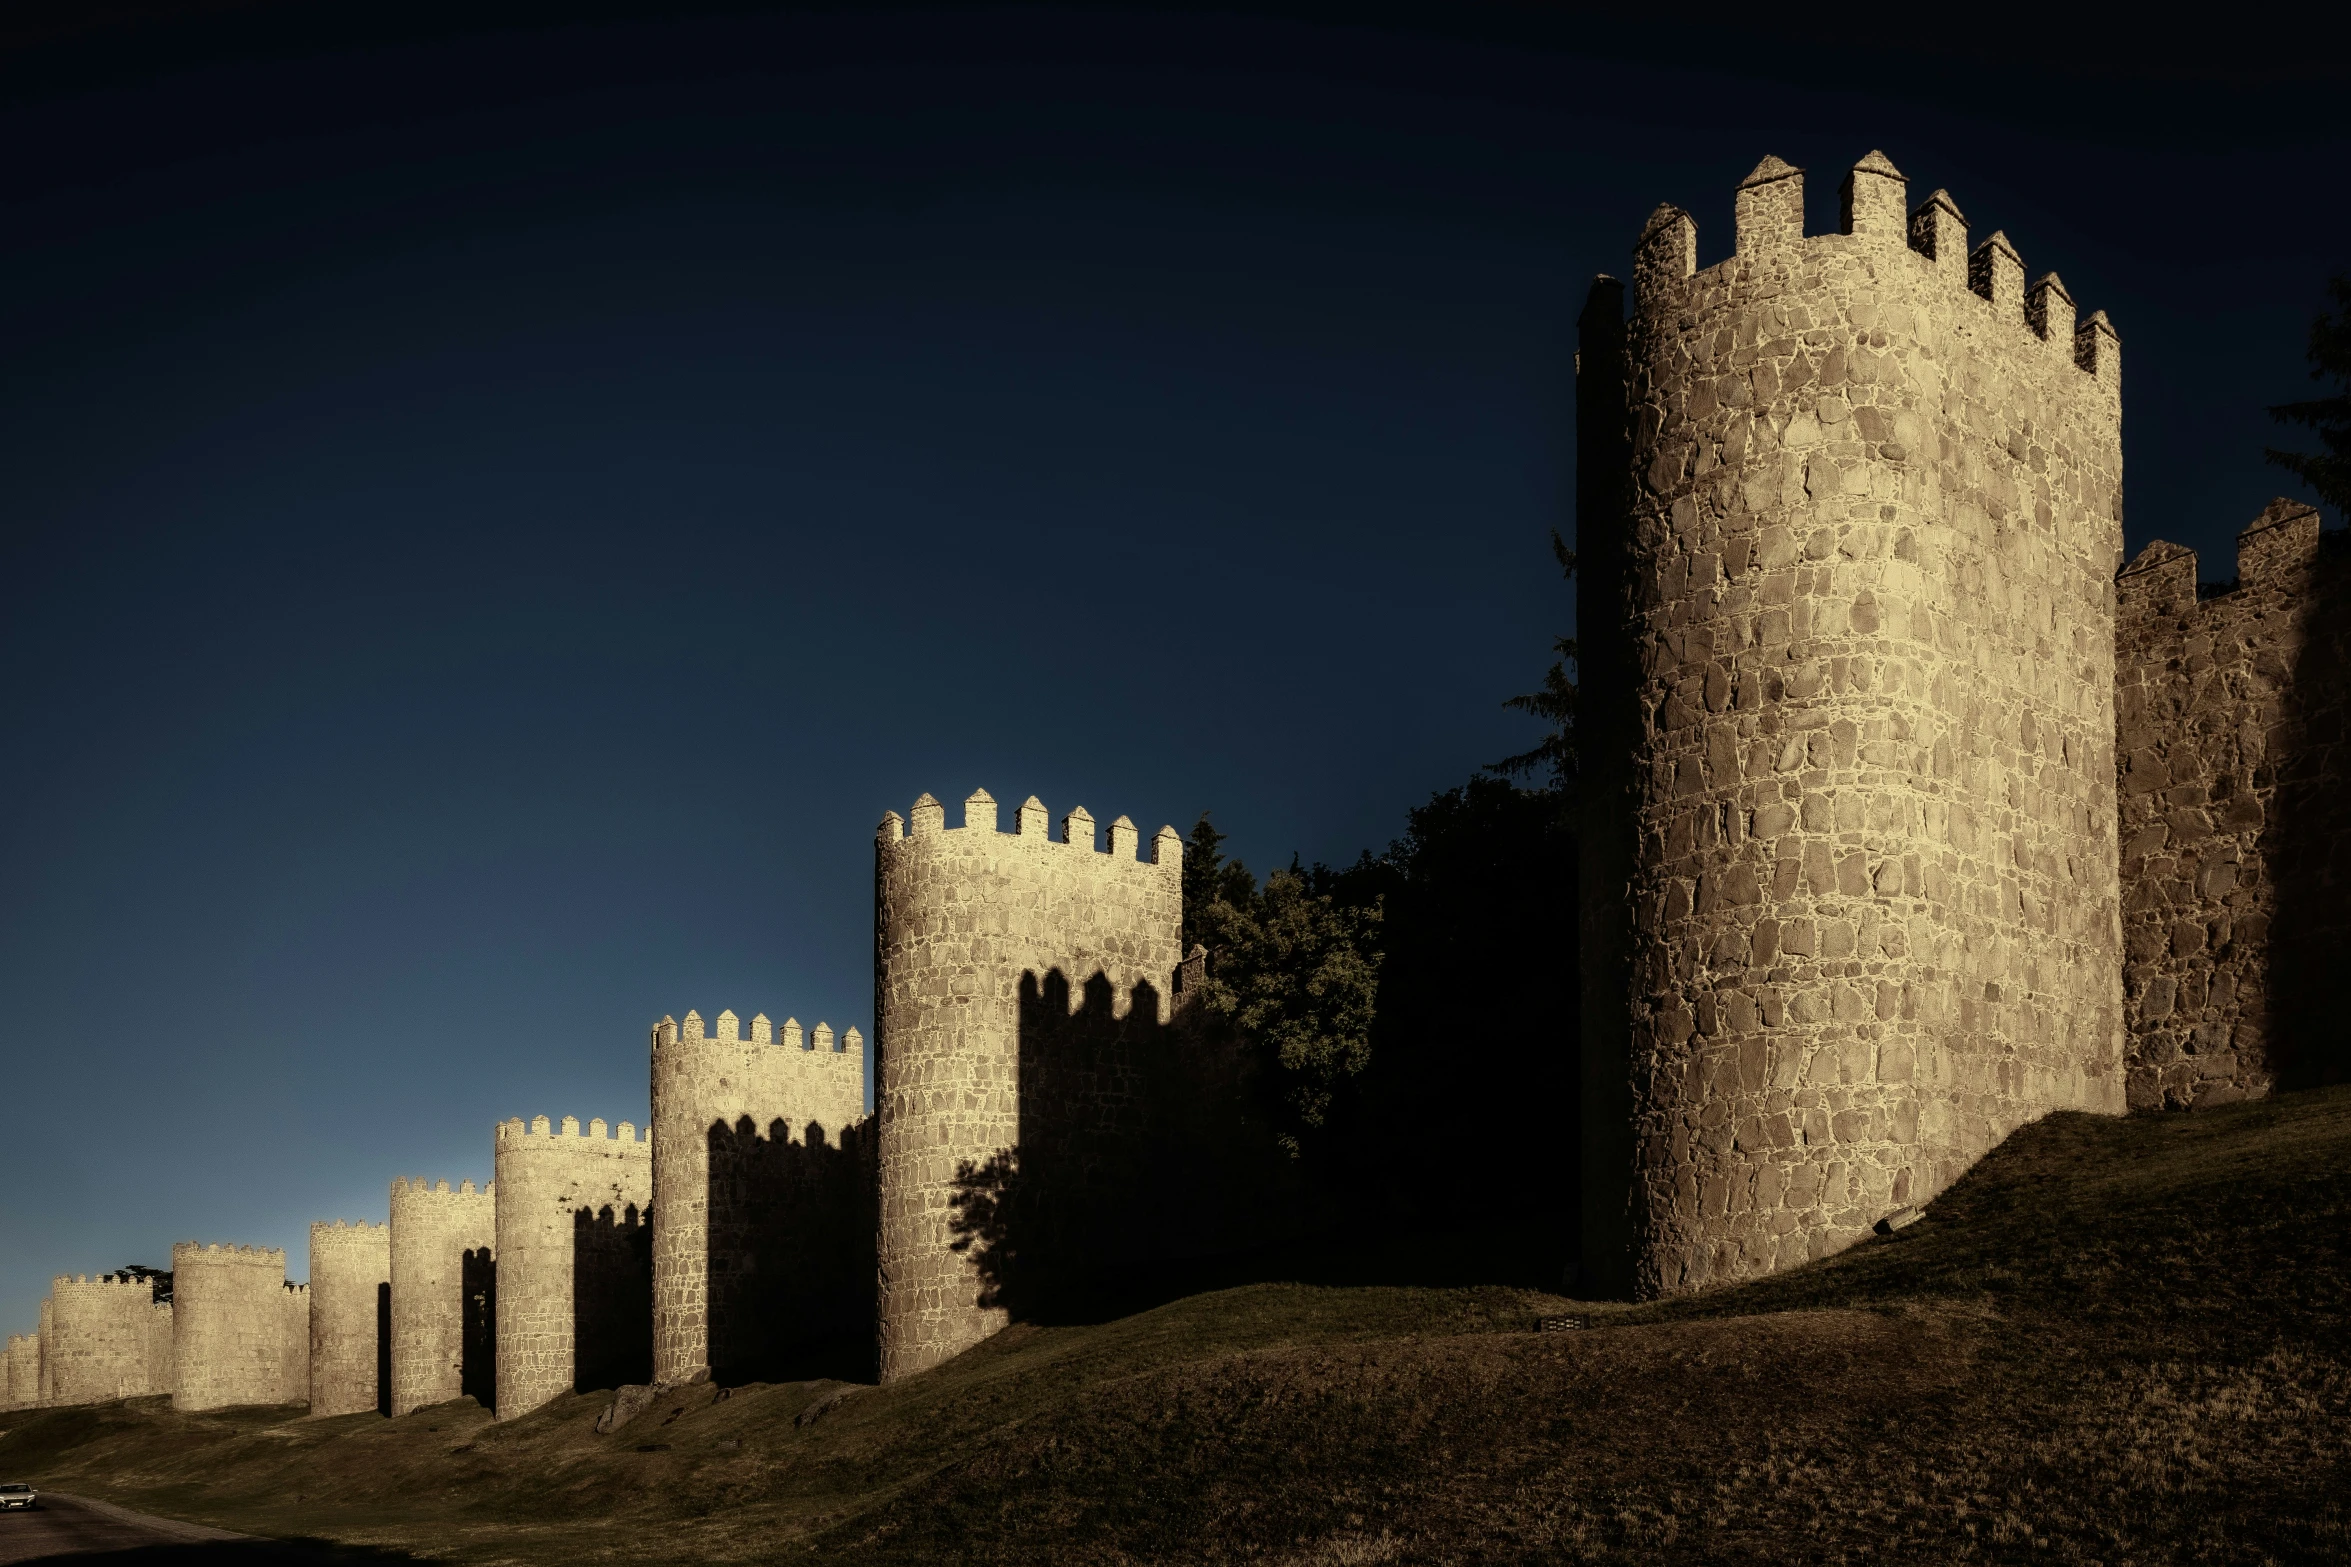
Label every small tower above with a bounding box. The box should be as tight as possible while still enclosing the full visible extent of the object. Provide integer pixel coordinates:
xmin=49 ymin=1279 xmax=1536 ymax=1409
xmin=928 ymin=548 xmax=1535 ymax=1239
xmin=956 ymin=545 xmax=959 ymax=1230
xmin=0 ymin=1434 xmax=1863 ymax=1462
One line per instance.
xmin=43 ymin=1274 xmax=166 ymax=1406
xmin=308 ymin=1219 xmax=391 ymax=1417
xmin=1 ymin=1333 xmax=37 ymax=1411
xmin=873 ymin=789 xmax=1183 ymax=1381
xmin=1580 ymin=151 xmax=2127 ymax=1299
xmin=170 ymin=1243 xmax=306 ymax=1411
xmin=650 ymin=1007 xmax=870 ymax=1386
xmin=492 ymin=1116 xmax=651 ymax=1420
xmin=387 ymin=1176 xmax=495 ymax=1416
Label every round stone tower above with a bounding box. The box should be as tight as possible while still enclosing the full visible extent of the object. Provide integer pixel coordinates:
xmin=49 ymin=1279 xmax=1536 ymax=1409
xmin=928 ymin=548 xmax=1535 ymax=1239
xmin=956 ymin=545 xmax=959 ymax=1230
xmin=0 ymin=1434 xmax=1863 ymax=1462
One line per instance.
xmin=1578 ymin=151 xmax=2127 ymax=1298
xmin=170 ymin=1243 xmax=306 ymax=1411
xmin=45 ymin=1274 xmax=164 ymax=1405
xmin=492 ymin=1114 xmax=651 ymax=1420
xmin=308 ymin=1219 xmax=390 ymax=1418
xmin=387 ymin=1176 xmax=495 ymax=1416
xmin=873 ymin=789 xmax=1182 ymax=1382
xmin=649 ymin=1006 xmax=866 ymax=1386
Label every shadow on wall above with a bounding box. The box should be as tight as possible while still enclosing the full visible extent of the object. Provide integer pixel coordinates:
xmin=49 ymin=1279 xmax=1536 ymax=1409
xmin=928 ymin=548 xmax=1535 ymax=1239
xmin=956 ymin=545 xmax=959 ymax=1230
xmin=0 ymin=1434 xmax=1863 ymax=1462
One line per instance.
xmin=2270 ymin=530 xmax=2351 ymax=1090
xmin=374 ymin=1282 xmax=392 ymax=1418
xmin=460 ymin=1249 xmax=495 ymax=1408
xmin=703 ymin=1116 xmax=877 ymax=1386
xmin=570 ymin=1206 xmax=652 ymax=1396
xmin=950 ymin=970 xmax=1304 ymax=1326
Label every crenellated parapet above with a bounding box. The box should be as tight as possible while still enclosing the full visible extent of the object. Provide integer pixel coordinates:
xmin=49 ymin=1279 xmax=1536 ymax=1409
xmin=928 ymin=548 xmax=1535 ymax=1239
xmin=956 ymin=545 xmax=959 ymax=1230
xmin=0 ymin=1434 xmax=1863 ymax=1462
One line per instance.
xmin=171 ymin=1241 xmax=306 ymax=1411
xmin=2115 ymin=499 xmax=2350 ymax=1106
xmin=874 ymin=788 xmax=1183 ymax=1381
xmin=650 ymin=1005 xmax=870 ymax=1386
xmin=1581 ymin=150 xmax=2127 ymax=1301
xmin=387 ymin=1176 xmax=495 ymax=1417
xmin=493 ymin=1115 xmax=652 ymax=1419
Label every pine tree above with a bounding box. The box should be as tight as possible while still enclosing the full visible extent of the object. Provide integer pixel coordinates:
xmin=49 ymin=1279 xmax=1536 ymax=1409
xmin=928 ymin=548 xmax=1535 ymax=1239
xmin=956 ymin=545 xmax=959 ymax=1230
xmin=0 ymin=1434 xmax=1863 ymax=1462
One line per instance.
xmin=2267 ymin=274 xmax=2351 ymax=517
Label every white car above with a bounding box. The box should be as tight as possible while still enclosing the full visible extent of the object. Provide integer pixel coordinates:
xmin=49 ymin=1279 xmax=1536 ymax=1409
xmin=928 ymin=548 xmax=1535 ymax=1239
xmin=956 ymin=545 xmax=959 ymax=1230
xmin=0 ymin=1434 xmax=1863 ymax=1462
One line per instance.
xmin=0 ymin=1483 xmax=34 ymax=1510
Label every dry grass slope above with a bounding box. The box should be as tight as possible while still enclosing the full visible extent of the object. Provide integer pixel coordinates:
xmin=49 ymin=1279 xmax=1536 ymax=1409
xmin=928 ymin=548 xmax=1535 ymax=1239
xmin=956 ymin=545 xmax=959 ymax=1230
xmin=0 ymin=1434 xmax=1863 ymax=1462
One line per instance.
xmin=3 ymin=1086 xmax=2346 ymax=1564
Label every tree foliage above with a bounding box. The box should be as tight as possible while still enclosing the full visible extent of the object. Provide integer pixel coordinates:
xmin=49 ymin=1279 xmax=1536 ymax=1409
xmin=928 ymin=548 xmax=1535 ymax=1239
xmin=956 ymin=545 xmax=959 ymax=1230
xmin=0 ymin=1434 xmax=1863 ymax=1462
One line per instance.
xmin=1490 ymin=528 xmax=1579 ymax=791
xmin=2267 ymin=273 xmax=2351 ymax=517
xmin=1181 ymin=815 xmax=1382 ymax=1156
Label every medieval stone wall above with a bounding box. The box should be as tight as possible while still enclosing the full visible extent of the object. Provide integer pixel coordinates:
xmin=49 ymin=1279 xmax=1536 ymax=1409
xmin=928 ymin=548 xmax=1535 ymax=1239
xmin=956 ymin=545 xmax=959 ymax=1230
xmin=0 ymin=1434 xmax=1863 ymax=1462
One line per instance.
xmin=45 ymin=1275 xmax=166 ymax=1405
xmin=650 ymin=1007 xmax=868 ymax=1386
xmin=171 ymin=1244 xmax=307 ymax=1411
xmin=144 ymin=1299 xmax=174 ymax=1398
xmin=3 ymin=1332 xmax=40 ymax=1411
xmin=493 ymin=1116 xmax=651 ymax=1420
xmin=309 ymin=1220 xmax=390 ymax=1418
xmin=2115 ymin=499 xmax=2351 ymax=1105
xmin=874 ymin=789 xmax=1182 ymax=1382
xmin=36 ymin=1299 xmax=53 ymax=1406
xmin=1581 ymin=151 xmax=2127 ymax=1299
xmin=388 ymin=1177 xmax=495 ymax=1416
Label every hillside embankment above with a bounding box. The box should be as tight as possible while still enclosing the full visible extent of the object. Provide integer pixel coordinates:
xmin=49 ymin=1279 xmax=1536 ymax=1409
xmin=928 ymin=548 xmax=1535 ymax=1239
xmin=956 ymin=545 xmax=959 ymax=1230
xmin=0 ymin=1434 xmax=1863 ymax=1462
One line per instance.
xmin=4 ymin=1086 xmax=2346 ymax=1565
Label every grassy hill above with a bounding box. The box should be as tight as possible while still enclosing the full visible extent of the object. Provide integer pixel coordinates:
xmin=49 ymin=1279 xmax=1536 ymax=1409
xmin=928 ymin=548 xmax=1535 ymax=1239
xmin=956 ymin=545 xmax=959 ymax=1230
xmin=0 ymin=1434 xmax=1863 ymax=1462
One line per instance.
xmin=5 ymin=1086 xmax=2347 ymax=1565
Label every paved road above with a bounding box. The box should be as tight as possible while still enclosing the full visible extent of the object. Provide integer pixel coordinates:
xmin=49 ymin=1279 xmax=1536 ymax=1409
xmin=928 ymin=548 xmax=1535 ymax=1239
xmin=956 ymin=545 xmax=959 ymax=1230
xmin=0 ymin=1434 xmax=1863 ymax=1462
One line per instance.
xmin=0 ymin=1492 xmax=393 ymax=1563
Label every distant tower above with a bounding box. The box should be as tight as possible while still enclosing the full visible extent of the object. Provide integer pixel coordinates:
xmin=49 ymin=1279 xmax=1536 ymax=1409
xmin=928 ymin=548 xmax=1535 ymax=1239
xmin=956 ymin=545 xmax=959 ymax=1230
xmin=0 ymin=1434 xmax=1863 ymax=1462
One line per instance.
xmin=36 ymin=1298 xmax=53 ymax=1407
xmin=44 ymin=1274 xmax=166 ymax=1406
xmin=873 ymin=788 xmax=1182 ymax=1382
xmin=650 ymin=1007 xmax=868 ymax=1387
xmin=492 ymin=1116 xmax=651 ymax=1420
xmin=308 ymin=1220 xmax=391 ymax=1418
xmin=170 ymin=1243 xmax=308 ymax=1411
xmin=387 ymin=1176 xmax=495 ymax=1417
xmin=2 ymin=1333 xmax=37 ymax=1411
xmin=1579 ymin=152 xmax=2126 ymax=1299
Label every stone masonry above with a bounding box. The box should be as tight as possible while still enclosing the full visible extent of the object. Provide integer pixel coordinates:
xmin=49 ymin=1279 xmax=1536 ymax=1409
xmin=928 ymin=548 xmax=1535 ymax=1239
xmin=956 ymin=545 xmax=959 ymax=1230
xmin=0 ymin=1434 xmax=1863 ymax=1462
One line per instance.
xmin=171 ymin=1244 xmax=308 ymax=1411
xmin=44 ymin=1274 xmax=169 ymax=1406
xmin=493 ymin=1115 xmax=652 ymax=1420
xmin=650 ymin=1007 xmax=867 ymax=1386
xmin=2 ymin=1333 xmax=36 ymax=1411
xmin=309 ymin=1220 xmax=391 ymax=1418
xmin=36 ymin=1299 xmax=52 ymax=1406
xmin=1580 ymin=152 xmax=2127 ymax=1299
xmin=388 ymin=1176 xmax=495 ymax=1417
xmin=873 ymin=789 xmax=1182 ymax=1382
xmin=2115 ymin=499 xmax=2351 ymax=1105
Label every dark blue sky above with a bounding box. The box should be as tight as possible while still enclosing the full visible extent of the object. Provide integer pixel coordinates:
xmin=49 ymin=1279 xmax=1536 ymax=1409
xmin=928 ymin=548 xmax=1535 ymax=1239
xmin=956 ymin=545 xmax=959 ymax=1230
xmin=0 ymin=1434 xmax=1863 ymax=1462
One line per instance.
xmin=4 ymin=4 xmax=2345 ymax=1331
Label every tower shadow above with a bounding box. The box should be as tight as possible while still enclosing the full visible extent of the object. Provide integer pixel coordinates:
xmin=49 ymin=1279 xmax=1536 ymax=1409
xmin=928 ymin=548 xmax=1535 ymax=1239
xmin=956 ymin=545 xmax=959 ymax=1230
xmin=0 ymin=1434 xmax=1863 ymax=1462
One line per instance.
xmin=459 ymin=1248 xmax=495 ymax=1407
xmin=570 ymin=1204 xmax=651 ymax=1394
xmin=703 ymin=1115 xmax=877 ymax=1385
xmin=2269 ymin=524 xmax=2351 ymax=1090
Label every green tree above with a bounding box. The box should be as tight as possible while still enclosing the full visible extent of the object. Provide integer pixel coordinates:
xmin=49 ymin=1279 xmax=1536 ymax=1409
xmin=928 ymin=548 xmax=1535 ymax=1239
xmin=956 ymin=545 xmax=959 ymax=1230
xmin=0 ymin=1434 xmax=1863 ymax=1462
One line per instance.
xmin=2267 ymin=273 xmax=2351 ymax=516
xmin=1491 ymin=528 xmax=1578 ymax=791
xmin=1180 ymin=813 xmax=1382 ymax=1157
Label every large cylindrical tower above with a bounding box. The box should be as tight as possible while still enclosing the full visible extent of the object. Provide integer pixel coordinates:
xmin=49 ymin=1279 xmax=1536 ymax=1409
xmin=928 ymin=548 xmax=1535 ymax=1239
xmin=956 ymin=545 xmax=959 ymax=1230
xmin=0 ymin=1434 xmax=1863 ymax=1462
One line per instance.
xmin=170 ymin=1243 xmax=305 ymax=1411
xmin=1580 ymin=151 xmax=2126 ymax=1298
xmin=493 ymin=1115 xmax=651 ymax=1420
xmin=308 ymin=1220 xmax=390 ymax=1417
xmin=388 ymin=1176 xmax=495 ymax=1416
xmin=874 ymin=789 xmax=1182 ymax=1383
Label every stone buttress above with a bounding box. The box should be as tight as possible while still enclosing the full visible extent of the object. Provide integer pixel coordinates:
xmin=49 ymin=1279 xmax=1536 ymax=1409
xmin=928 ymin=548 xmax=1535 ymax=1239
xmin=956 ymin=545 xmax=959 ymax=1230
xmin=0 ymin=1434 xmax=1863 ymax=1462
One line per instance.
xmin=308 ymin=1219 xmax=391 ymax=1417
xmin=873 ymin=789 xmax=1182 ymax=1382
xmin=170 ymin=1243 xmax=308 ymax=1411
xmin=650 ymin=1007 xmax=868 ymax=1386
xmin=1581 ymin=151 xmax=2127 ymax=1298
xmin=388 ymin=1176 xmax=495 ymax=1416
xmin=492 ymin=1115 xmax=651 ymax=1419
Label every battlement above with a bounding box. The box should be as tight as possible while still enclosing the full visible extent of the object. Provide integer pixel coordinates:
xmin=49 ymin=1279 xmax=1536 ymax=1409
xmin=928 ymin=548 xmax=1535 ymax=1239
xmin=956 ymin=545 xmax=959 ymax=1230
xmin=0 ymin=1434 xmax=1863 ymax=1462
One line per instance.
xmin=1633 ymin=150 xmax=2119 ymax=407
xmin=878 ymin=789 xmax=1183 ymax=870
xmin=172 ymin=1242 xmax=287 ymax=1268
xmin=52 ymin=1274 xmax=158 ymax=1293
xmin=652 ymin=1010 xmax=864 ymax=1055
xmin=390 ymin=1176 xmax=491 ymax=1199
xmin=2118 ymin=501 xmax=2330 ymax=624
xmin=495 ymin=1114 xmax=650 ymax=1152
xmin=311 ymin=1219 xmax=389 ymax=1237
